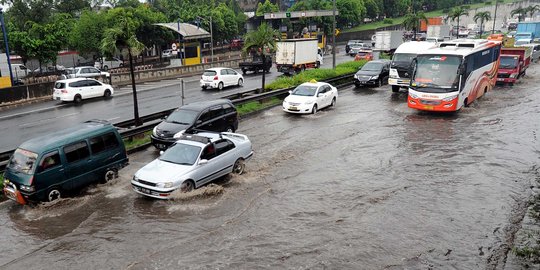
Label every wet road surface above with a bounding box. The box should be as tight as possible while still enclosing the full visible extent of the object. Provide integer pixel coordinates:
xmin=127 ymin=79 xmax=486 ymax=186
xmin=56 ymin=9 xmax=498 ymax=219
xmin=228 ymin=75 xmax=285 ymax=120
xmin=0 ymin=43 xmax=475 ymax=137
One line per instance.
xmin=0 ymin=64 xmax=539 ymax=269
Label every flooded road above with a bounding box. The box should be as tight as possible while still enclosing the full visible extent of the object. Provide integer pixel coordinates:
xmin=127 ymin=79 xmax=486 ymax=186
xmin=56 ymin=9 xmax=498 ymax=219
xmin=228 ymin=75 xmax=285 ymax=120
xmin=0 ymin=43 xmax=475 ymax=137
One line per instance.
xmin=1 ymin=64 xmax=539 ymax=269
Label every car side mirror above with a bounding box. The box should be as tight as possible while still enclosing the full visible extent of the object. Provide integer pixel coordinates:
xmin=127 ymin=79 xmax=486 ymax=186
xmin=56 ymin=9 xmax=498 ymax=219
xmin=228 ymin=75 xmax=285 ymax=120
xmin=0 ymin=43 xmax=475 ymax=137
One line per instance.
xmin=317 ymin=93 xmax=324 ymax=97
xmin=288 ymin=90 xmax=292 ymax=94
xmin=199 ymin=159 xmax=208 ymax=165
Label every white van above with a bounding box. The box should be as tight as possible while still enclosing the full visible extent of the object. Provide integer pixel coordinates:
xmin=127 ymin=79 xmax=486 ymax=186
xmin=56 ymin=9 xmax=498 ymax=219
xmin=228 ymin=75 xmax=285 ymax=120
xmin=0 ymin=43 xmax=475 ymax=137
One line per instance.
xmin=388 ymin=41 xmax=437 ymax=92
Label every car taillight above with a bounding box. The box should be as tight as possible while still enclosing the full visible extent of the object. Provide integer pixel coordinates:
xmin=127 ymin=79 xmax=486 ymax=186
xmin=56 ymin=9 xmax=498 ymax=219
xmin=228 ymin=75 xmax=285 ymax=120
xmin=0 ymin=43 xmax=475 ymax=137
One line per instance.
xmin=61 ymin=89 xmax=68 ymax=93
xmin=213 ymin=76 xmax=218 ymax=80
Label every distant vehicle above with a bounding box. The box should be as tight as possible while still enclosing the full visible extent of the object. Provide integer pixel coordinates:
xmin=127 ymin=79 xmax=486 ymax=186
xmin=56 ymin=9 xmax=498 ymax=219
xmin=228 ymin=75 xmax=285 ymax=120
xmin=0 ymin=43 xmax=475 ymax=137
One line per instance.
xmin=497 ymin=47 xmax=532 ymax=85
xmin=427 ymin=25 xmax=451 ymax=40
xmin=508 ymin=22 xmax=518 ymax=31
xmin=348 ymin=44 xmax=371 ymax=56
xmin=389 ymin=41 xmax=437 ymax=93
xmin=354 ymin=50 xmax=374 ymax=61
xmin=516 ymin=43 xmax=540 ymax=62
xmin=132 ymin=132 xmax=253 ymax=199
xmin=53 ymin=78 xmax=114 ymax=103
xmin=162 ymin=49 xmax=175 ymax=58
xmin=426 ymin=37 xmax=445 ymax=43
xmin=94 ymin=57 xmax=124 ymax=71
xmin=151 ymin=99 xmax=239 ymax=150
xmin=11 ymin=64 xmax=29 ymax=80
xmin=230 ymin=39 xmax=244 ymax=50
xmin=282 ymin=81 xmax=338 ymax=114
xmin=346 ymin=40 xmax=368 ymax=54
xmin=200 ymin=67 xmax=243 ymax=90
xmin=275 ymin=38 xmax=323 ymax=74
xmin=374 ymin=31 xmax=404 ymax=52
xmin=65 ymin=66 xmax=110 ymax=79
xmin=353 ymin=59 xmax=391 ymax=88
xmin=239 ymin=54 xmax=272 ymax=74
xmin=33 ymin=65 xmax=66 ymax=74
xmin=516 ymin=22 xmax=540 ymax=43
xmin=507 ymin=31 xmax=517 ymax=38
xmin=408 ymin=39 xmax=501 ymax=112
xmin=3 ymin=120 xmax=128 ymax=204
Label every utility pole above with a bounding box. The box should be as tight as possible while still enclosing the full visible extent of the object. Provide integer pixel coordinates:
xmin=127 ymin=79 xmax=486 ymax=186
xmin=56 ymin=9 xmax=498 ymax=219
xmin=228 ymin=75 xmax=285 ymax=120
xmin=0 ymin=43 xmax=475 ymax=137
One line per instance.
xmin=177 ymin=20 xmax=184 ymax=66
xmin=492 ymin=0 xmax=499 ymax=34
xmin=332 ymin=0 xmax=336 ymax=69
xmin=210 ymin=16 xmax=214 ymax=67
xmin=0 ymin=8 xmax=14 ymax=86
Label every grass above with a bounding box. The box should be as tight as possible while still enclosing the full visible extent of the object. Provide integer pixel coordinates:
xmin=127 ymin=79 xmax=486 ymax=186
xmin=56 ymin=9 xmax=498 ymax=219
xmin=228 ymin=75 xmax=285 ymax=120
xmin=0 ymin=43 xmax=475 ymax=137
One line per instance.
xmin=343 ymin=0 xmax=524 ymax=33
xmin=236 ymin=97 xmax=283 ymax=115
xmin=123 ymin=131 xmax=152 ymax=150
xmin=265 ymin=60 xmax=366 ymax=91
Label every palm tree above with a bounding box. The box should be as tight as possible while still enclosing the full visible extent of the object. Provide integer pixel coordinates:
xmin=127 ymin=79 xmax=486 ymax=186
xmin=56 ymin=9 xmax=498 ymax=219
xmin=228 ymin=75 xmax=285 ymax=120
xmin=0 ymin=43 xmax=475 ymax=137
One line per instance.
xmin=526 ymin=5 xmax=540 ymax=19
xmin=402 ymin=11 xmax=428 ymax=40
xmin=448 ymin=6 xmax=469 ymax=38
xmin=511 ymin=7 xmax=527 ymax=22
xmin=243 ymin=23 xmax=278 ymax=91
xmin=101 ymin=9 xmax=145 ymax=126
xmin=474 ymin=11 xmax=491 ymax=38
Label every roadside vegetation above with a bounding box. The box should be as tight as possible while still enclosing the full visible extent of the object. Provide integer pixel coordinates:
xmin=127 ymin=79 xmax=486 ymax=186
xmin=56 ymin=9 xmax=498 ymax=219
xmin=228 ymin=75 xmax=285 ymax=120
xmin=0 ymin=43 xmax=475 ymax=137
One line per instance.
xmin=236 ymin=97 xmax=283 ymax=115
xmin=512 ymin=191 xmax=540 ymax=265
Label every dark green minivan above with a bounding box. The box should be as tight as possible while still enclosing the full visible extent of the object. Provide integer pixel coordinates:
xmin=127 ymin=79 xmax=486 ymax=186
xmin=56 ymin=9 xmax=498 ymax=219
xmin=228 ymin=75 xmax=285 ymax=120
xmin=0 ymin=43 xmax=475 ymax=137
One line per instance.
xmin=2 ymin=120 xmax=129 ymax=205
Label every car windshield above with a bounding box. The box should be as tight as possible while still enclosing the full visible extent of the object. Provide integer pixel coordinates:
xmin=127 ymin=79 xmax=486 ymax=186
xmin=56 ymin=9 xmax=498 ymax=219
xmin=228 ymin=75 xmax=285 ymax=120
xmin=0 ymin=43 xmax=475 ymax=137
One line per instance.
xmin=292 ymin=85 xmax=318 ymax=96
xmin=203 ymin=70 xmax=217 ymax=76
xmin=499 ymin=56 xmax=518 ymax=69
xmin=166 ymin=109 xmax=198 ymax=125
xmin=361 ymin=62 xmax=384 ymax=71
xmin=514 ymin=40 xmax=529 ymax=45
xmin=357 ymin=52 xmax=368 ymax=56
xmin=515 ymin=34 xmax=530 ymax=39
xmin=54 ymin=82 xmax=65 ymax=89
xmin=159 ymin=143 xmax=201 ymax=166
xmin=7 ymin=148 xmax=38 ymax=174
xmin=411 ymin=55 xmax=461 ymax=92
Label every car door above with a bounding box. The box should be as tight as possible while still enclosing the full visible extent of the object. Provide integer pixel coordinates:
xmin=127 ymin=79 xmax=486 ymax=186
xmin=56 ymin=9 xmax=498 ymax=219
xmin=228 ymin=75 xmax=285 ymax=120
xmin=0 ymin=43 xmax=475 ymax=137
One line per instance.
xmin=212 ymin=139 xmax=237 ymax=177
xmin=35 ymin=150 xmax=69 ymax=195
xmin=88 ymin=80 xmax=103 ymax=97
xmin=382 ymin=63 xmax=390 ymax=83
xmin=63 ymin=141 xmax=94 ymax=190
xmin=197 ymin=107 xmax=220 ymax=132
xmin=317 ymin=85 xmax=329 ymax=107
xmin=219 ymin=69 xmax=229 ymax=86
xmin=228 ymin=69 xmax=239 ymax=84
xmin=192 ymin=144 xmax=218 ymax=186
xmin=76 ymin=80 xmax=92 ymax=99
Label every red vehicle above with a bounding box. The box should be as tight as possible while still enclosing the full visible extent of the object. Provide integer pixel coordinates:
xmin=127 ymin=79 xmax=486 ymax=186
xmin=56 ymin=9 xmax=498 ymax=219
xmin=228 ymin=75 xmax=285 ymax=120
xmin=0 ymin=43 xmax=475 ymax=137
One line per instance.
xmin=497 ymin=47 xmax=532 ymax=85
xmin=230 ymin=39 xmax=244 ymax=50
xmin=355 ymin=50 xmax=374 ymax=61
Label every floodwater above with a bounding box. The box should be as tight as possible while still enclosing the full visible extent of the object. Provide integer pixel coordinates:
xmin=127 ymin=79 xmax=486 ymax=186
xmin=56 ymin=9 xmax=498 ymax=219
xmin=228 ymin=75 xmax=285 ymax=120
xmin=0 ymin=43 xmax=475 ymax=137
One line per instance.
xmin=1 ymin=65 xmax=539 ymax=269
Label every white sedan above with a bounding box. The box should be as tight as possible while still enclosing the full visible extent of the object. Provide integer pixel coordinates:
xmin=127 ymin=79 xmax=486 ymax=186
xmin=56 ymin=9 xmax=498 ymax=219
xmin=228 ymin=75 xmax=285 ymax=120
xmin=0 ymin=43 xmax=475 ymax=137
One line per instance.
xmin=132 ymin=132 xmax=253 ymax=199
xmin=200 ymin=67 xmax=244 ymax=90
xmin=282 ymin=81 xmax=338 ymax=114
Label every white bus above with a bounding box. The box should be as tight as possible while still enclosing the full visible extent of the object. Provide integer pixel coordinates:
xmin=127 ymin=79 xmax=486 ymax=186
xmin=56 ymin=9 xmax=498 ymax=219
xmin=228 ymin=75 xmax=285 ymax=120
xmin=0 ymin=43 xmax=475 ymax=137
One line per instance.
xmin=389 ymin=41 xmax=438 ymax=93
xmin=408 ymin=39 xmax=501 ymax=112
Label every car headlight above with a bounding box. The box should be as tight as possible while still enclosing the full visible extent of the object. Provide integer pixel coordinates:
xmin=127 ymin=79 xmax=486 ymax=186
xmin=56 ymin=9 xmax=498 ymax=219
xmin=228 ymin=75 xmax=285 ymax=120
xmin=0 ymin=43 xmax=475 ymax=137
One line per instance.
xmin=442 ymin=94 xmax=458 ymax=102
xmin=20 ymin=185 xmax=35 ymax=192
xmin=409 ymin=92 xmax=419 ymax=99
xmin=173 ymin=130 xmax=186 ymax=139
xmin=510 ymin=73 xmax=518 ymax=78
xmin=157 ymin=182 xmax=174 ymax=188
xmin=354 ymin=74 xmax=358 ymax=79
xmin=132 ymin=175 xmax=139 ymax=182
xmin=304 ymin=100 xmax=315 ymax=105
xmin=153 ymin=126 xmax=158 ymax=136
xmin=371 ymin=75 xmax=379 ymax=80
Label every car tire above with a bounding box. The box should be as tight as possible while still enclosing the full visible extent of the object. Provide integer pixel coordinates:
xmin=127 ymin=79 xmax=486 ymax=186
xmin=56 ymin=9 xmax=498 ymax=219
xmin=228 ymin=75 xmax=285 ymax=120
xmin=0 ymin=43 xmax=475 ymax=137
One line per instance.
xmin=226 ymin=126 xmax=234 ymax=133
xmin=377 ymin=79 xmax=382 ymax=87
xmin=330 ymin=97 xmax=336 ymax=107
xmin=242 ymin=68 xmax=247 ymax=75
xmin=237 ymin=78 xmax=243 ymax=87
xmin=391 ymin=85 xmax=400 ymax=93
xmin=102 ymin=168 xmax=118 ymax=184
xmin=312 ymin=104 xmax=318 ymax=114
xmin=218 ymin=82 xmax=224 ymax=91
xmin=47 ymin=188 xmax=62 ymax=202
xmin=316 ymin=61 xmax=320 ymax=68
xmin=103 ymin=89 xmax=112 ymax=98
xmin=74 ymin=94 xmax=82 ymax=103
xmin=103 ymin=65 xmax=109 ymax=71
xmin=180 ymin=180 xmax=195 ymax=192
xmin=201 ymin=86 xmax=207 ymax=90
xmin=233 ymin=159 xmax=245 ymax=175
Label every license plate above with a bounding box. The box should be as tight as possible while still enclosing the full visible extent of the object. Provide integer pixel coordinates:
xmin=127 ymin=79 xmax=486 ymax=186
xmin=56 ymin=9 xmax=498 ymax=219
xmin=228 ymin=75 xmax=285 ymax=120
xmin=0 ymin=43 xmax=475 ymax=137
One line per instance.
xmin=496 ymin=78 xmax=504 ymax=81
xmin=424 ymin=106 xmax=434 ymax=110
xmin=289 ymin=106 xmax=297 ymax=110
xmin=55 ymin=97 xmax=60 ymax=100
xmin=156 ymin=144 xmax=166 ymax=149
xmin=136 ymin=186 xmax=151 ymax=194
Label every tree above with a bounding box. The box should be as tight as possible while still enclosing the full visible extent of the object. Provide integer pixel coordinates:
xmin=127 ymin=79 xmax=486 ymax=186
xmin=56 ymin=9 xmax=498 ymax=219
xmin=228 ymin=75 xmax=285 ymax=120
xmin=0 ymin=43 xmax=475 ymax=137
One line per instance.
xmin=336 ymin=0 xmax=366 ymax=28
xmin=213 ymin=3 xmax=239 ymax=42
xmin=364 ymin=0 xmax=380 ymax=21
xmin=511 ymin=7 xmax=527 ymax=22
xmin=525 ymin=5 xmax=540 ymax=19
xmin=243 ymin=23 xmax=278 ymax=91
xmin=473 ymin=11 xmax=490 ymax=38
xmin=101 ymin=8 xmax=145 ymax=126
xmin=53 ymin=0 xmax=91 ymax=17
xmin=256 ymin=0 xmax=279 ymax=17
xmin=448 ymin=6 xmax=469 ymax=38
xmin=3 ymin=0 xmax=54 ymax=29
xmin=402 ymin=11 xmax=427 ymax=40
xmin=70 ymin=10 xmax=108 ymax=57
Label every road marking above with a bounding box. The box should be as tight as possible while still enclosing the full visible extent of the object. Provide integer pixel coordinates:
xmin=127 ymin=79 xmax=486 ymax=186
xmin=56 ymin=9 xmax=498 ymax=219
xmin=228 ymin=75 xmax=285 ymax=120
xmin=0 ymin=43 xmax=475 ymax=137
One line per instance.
xmin=107 ymin=117 xmax=120 ymax=121
xmin=18 ymin=112 xmax=80 ymax=127
xmin=0 ymin=103 xmax=69 ymax=120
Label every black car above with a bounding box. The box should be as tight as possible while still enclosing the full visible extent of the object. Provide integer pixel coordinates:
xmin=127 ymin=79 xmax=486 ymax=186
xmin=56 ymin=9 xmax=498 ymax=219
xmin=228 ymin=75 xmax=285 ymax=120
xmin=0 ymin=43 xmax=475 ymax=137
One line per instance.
xmin=353 ymin=59 xmax=391 ymax=88
xmin=151 ymin=99 xmax=239 ymax=150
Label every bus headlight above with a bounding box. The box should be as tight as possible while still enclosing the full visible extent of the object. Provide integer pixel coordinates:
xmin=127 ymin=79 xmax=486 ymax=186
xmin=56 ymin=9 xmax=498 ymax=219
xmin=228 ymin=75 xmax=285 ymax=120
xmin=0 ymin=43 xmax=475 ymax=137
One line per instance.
xmin=442 ymin=94 xmax=458 ymax=102
xmin=409 ymin=92 xmax=419 ymax=99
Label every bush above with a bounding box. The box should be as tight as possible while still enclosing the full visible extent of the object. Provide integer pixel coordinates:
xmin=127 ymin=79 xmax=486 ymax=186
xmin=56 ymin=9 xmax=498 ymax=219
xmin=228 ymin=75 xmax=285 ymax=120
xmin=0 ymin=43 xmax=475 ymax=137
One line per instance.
xmin=265 ymin=60 xmax=366 ymax=91
xmin=383 ymin=18 xmax=394 ymax=24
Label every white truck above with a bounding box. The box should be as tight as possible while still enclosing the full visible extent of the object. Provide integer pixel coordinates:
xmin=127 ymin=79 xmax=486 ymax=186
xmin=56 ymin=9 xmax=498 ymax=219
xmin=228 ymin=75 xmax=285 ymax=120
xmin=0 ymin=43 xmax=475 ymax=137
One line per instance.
xmin=276 ymin=38 xmax=323 ymax=74
xmin=374 ymin=31 xmax=404 ymax=52
xmin=388 ymin=41 xmax=437 ymax=93
xmin=427 ymin=25 xmax=451 ymax=41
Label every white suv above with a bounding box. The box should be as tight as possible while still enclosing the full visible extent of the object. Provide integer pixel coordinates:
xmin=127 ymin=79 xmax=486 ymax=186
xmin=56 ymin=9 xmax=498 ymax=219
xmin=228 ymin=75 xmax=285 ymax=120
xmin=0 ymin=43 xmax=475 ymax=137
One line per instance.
xmin=53 ymin=78 xmax=114 ymax=103
xmin=200 ymin=67 xmax=244 ymax=90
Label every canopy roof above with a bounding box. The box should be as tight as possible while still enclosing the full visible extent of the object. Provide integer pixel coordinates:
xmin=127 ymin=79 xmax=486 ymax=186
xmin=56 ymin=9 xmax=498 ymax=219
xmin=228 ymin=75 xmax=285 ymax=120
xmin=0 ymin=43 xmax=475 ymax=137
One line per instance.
xmin=154 ymin=23 xmax=211 ymax=40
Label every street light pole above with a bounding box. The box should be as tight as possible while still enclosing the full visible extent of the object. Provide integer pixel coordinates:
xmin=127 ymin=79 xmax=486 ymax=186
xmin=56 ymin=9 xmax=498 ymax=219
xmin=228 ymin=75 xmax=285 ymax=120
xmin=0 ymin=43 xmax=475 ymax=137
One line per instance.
xmin=492 ymin=0 xmax=499 ymax=34
xmin=332 ymin=0 xmax=336 ymax=69
xmin=0 ymin=8 xmax=14 ymax=86
xmin=210 ymin=16 xmax=214 ymax=67
xmin=177 ymin=20 xmax=184 ymax=66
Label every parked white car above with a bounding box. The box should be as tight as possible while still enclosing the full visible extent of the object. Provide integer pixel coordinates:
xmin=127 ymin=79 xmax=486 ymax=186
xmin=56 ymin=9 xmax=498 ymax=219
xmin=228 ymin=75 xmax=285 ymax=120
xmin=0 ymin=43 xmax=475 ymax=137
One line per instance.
xmin=200 ymin=67 xmax=244 ymax=90
xmin=94 ymin=57 xmax=124 ymax=70
xmin=132 ymin=132 xmax=253 ymax=199
xmin=65 ymin=66 xmax=110 ymax=79
xmin=52 ymin=78 xmax=114 ymax=103
xmin=282 ymin=81 xmax=338 ymax=114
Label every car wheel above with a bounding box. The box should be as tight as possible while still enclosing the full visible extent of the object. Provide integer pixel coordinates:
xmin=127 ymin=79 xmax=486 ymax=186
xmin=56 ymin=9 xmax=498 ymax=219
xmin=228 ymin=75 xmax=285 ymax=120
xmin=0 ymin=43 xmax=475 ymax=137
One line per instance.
xmin=74 ymin=94 xmax=82 ymax=103
xmin=242 ymin=68 xmax=247 ymax=75
xmin=218 ymin=82 xmax=224 ymax=90
xmin=233 ymin=159 xmax=245 ymax=175
xmin=47 ymin=188 xmax=62 ymax=202
xmin=103 ymin=89 xmax=112 ymax=98
xmin=377 ymin=78 xmax=382 ymax=87
xmin=226 ymin=126 xmax=234 ymax=133
xmin=102 ymin=168 xmax=117 ymax=183
xmin=312 ymin=104 xmax=318 ymax=114
xmin=391 ymin=85 xmax=400 ymax=93
xmin=180 ymin=180 xmax=195 ymax=192
xmin=201 ymin=86 xmax=207 ymax=90
xmin=316 ymin=61 xmax=320 ymax=68
xmin=103 ymin=65 xmax=109 ymax=71
xmin=237 ymin=78 xmax=243 ymax=87
xmin=330 ymin=97 xmax=336 ymax=107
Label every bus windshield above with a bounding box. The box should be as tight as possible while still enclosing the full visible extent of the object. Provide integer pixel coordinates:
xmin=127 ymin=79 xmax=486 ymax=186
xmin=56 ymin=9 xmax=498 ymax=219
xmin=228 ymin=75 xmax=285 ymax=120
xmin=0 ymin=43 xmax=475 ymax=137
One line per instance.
xmin=411 ymin=55 xmax=461 ymax=92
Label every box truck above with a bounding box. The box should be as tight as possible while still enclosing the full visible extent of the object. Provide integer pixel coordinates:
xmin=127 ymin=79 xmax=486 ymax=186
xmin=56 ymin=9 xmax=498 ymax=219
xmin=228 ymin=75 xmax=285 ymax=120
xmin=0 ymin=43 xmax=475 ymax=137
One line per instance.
xmin=374 ymin=31 xmax=404 ymax=52
xmin=427 ymin=25 xmax=451 ymax=40
xmin=275 ymin=38 xmax=323 ymax=74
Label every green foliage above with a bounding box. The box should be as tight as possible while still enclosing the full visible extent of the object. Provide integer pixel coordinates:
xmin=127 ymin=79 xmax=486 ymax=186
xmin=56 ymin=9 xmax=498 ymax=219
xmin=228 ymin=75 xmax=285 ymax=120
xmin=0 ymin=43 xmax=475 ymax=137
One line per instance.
xmin=123 ymin=131 xmax=152 ymax=150
xmin=213 ymin=3 xmax=239 ymax=42
xmin=236 ymin=97 xmax=282 ymax=115
xmin=256 ymin=0 xmax=279 ymax=17
xmin=70 ymin=10 xmax=108 ymax=57
xmin=243 ymin=22 xmax=278 ymax=54
xmin=383 ymin=18 xmax=393 ymax=24
xmin=336 ymin=0 xmax=366 ymax=28
xmin=54 ymin=0 xmax=91 ymax=17
xmin=364 ymin=0 xmax=381 ymax=20
xmin=289 ymin=0 xmax=333 ymax=34
xmin=101 ymin=8 xmax=145 ymax=57
xmin=265 ymin=61 xmax=366 ymax=91
xmin=448 ymin=6 xmax=469 ymax=37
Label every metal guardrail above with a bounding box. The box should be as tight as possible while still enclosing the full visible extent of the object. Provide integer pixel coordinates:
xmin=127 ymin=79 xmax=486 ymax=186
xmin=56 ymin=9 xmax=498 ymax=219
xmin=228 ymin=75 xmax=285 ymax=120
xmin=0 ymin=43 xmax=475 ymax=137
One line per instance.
xmin=0 ymin=73 xmax=356 ymax=173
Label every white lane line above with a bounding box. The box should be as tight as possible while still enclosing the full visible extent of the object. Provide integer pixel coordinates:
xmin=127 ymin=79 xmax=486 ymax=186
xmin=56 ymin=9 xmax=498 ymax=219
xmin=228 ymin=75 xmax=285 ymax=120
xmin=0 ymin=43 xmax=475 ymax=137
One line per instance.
xmin=0 ymin=103 xmax=69 ymax=120
xmin=107 ymin=117 xmax=120 ymax=121
xmin=18 ymin=112 xmax=80 ymax=127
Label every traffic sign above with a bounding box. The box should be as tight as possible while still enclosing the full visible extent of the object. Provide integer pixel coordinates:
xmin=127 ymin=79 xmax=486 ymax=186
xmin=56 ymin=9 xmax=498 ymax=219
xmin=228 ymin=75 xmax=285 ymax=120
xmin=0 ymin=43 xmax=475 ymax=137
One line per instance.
xmin=286 ymin=12 xmax=291 ymax=18
xmin=171 ymin=43 xmax=177 ymax=50
xmin=334 ymin=29 xmax=340 ymax=36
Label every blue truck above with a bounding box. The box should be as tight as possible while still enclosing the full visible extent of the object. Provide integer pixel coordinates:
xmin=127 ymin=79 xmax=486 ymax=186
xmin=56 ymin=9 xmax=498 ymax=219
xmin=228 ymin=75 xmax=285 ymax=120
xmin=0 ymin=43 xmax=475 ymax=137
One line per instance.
xmin=516 ymin=22 xmax=540 ymax=45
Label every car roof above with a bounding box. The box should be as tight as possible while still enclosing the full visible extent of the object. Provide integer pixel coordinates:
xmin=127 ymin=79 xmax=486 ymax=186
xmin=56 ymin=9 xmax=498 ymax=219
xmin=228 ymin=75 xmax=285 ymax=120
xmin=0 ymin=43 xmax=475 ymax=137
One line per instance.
xmin=55 ymin=78 xmax=98 ymax=83
xmin=204 ymin=67 xmax=233 ymax=71
xmin=366 ymin=59 xmax=391 ymax=64
xmin=178 ymin=99 xmax=233 ymax=111
xmin=18 ymin=120 xmax=116 ymax=154
xmin=298 ymin=81 xmax=328 ymax=88
xmin=175 ymin=132 xmax=232 ymax=147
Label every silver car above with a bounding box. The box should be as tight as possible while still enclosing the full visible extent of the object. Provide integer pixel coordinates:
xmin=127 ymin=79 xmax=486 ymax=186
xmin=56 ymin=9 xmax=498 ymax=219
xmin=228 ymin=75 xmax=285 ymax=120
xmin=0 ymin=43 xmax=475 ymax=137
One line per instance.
xmin=132 ymin=132 xmax=253 ymax=199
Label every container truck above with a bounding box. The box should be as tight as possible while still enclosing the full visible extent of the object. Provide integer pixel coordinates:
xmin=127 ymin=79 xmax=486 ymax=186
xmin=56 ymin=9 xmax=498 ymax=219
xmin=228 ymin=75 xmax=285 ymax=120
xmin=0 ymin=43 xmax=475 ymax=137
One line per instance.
xmin=388 ymin=41 xmax=437 ymax=92
xmin=427 ymin=25 xmax=452 ymax=40
xmin=275 ymin=38 xmax=323 ymax=74
xmin=419 ymin=17 xmax=443 ymax=32
xmin=496 ymin=47 xmax=532 ymax=85
xmin=515 ymin=22 xmax=540 ymax=44
xmin=374 ymin=31 xmax=404 ymax=53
